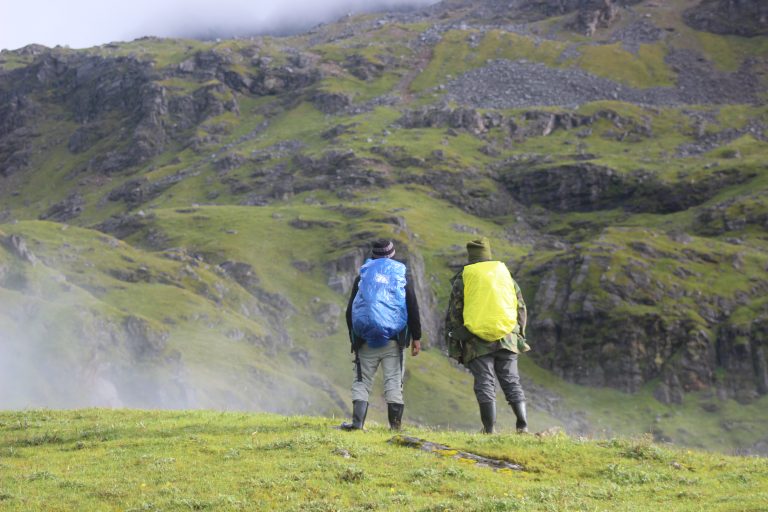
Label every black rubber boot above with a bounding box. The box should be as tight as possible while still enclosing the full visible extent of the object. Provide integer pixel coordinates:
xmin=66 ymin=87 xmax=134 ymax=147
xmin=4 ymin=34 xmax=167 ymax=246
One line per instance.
xmin=512 ymin=401 xmax=528 ymax=433
xmin=387 ymin=403 xmax=404 ymax=430
xmin=340 ymin=400 xmax=368 ymax=431
xmin=479 ymin=401 xmax=496 ymax=434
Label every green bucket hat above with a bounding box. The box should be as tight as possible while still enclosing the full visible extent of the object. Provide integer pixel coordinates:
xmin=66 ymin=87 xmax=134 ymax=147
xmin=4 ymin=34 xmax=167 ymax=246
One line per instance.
xmin=466 ymin=237 xmax=492 ymax=264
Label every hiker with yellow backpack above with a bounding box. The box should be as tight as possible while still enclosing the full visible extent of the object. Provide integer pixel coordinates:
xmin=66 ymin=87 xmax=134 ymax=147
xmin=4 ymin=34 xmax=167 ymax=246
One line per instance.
xmin=445 ymin=237 xmax=531 ymax=434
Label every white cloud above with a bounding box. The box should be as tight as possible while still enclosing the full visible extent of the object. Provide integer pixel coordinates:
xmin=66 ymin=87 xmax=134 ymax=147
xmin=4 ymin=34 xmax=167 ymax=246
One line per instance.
xmin=0 ymin=0 xmax=440 ymax=51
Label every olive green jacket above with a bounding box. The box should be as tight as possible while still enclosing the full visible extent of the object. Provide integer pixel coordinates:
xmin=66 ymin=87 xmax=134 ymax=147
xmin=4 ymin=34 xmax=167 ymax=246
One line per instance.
xmin=445 ymin=263 xmax=530 ymax=366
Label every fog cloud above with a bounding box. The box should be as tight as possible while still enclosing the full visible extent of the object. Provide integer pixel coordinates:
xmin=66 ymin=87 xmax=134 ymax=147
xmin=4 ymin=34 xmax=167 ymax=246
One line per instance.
xmin=0 ymin=0 xmax=440 ymax=51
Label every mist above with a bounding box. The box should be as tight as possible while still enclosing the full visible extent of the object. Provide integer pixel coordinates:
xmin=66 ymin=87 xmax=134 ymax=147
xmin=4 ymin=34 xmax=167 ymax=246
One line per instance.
xmin=0 ymin=234 xmax=340 ymax=413
xmin=0 ymin=0 xmax=441 ymax=51
xmin=0 ymin=320 xmax=123 ymax=410
xmin=0 ymin=295 xmax=340 ymax=414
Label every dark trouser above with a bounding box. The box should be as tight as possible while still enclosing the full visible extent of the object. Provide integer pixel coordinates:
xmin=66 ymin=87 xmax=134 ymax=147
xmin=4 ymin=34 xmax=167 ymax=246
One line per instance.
xmin=467 ymin=349 xmax=525 ymax=405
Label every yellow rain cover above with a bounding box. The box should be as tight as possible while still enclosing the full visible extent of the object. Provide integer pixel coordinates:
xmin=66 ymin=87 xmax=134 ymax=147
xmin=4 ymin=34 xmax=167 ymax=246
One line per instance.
xmin=463 ymin=261 xmax=518 ymax=342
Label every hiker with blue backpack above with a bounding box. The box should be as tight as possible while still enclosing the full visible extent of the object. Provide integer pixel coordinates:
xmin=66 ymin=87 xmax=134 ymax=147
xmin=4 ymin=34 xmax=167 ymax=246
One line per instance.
xmin=445 ymin=237 xmax=531 ymax=434
xmin=340 ymin=239 xmax=422 ymax=431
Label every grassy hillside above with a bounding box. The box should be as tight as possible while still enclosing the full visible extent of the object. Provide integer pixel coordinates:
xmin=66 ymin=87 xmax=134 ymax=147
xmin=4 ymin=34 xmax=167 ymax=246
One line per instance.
xmin=1 ymin=409 xmax=766 ymax=511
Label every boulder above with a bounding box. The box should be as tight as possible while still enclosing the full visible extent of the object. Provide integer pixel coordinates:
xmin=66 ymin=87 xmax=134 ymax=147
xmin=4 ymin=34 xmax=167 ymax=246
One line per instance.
xmin=312 ymin=91 xmax=351 ymax=114
xmin=343 ymin=54 xmax=385 ymax=80
xmin=39 ymin=193 xmax=85 ymax=222
xmin=684 ymin=0 xmax=768 ymax=37
xmin=1 ymin=234 xmax=37 ymax=265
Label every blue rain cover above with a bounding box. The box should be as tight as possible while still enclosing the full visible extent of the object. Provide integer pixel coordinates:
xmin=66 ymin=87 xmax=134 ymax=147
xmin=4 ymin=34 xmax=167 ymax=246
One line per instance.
xmin=352 ymin=258 xmax=408 ymax=348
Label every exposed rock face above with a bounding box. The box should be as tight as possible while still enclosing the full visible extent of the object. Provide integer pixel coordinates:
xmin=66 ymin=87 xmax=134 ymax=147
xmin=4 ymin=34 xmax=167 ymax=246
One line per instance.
xmin=0 ymin=94 xmax=39 ymax=176
xmin=217 ymin=260 xmax=295 ymax=350
xmin=343 ymin=54 xmax=385 ymax=80
xmin=0 ymin=54 xmax=168 ymax=175
xmin=68 ymin=123 xmax=106 ymax=154
xmin=94 ymin=212 xmax=154 ymax=239
xmin=409 ymin=168 xmax=518 ymax=218
xmin=573 ymin=0 xmax=621 ymax=37
xmin=39 ymin=193 xmax=85 ymax=222
xmin=501 ymin=164 xmax=751 ymax=214
xmin=405 ymin=248 xmax=441 ymax=348
xmin=526 ymin=244 xmax=768 ymax=403
xmin=312 ymin=91 xmax=352 ymax=114
xmin=279 ymin=150 xmax=392 ymax=197
xmin=0 ymin=47 xmax=321 ymax=179
xmin=123 ymin=315 xmax=169 ymax=357
xmin=105 ymin=168 xmax=198 ymax=205
xmin=718 ymin=321 xmax=768 ymax=400
xmin=248 ymin=64 xmax=320 ymax=96
xmin=684 ymin=0 xmax=768 ymax=37
xmin=1 ymin=234 xmax=37 ymax=265
xmin=694 ymin=194 xmax=768 ymax=235
xmin=326 ymin=248 xmax=366 ymax=295
xmin=218 ymin=261 xmax=261 ymax=294
xmin=398 ymin=106 xmax=490 ymax=134
xmin=609 ymin=18 xmax=664 ymax=50
xmin=176 ymin=49 xmax=320 ymax=96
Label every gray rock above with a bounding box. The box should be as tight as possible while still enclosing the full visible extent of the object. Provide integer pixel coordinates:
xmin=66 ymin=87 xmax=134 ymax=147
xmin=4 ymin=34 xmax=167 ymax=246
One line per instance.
xmin=39 ymin=193 xmax=85 ymax=222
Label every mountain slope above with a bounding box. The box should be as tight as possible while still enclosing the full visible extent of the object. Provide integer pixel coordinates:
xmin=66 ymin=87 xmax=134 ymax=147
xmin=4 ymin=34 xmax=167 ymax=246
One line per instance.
xmin=1 ymin=0 xmax=767 ymax=454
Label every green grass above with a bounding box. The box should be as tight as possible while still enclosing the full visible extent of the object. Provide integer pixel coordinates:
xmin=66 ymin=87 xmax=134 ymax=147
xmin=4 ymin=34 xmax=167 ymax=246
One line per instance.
xmin=319 ymin=72 xmax=403 ymax=102
xmin=0 ymin=409 xmax=766 ymax=511
xmin=89 ymin=38 xmax=211 ymax=69
xmin=692 ymin=32 xmax=768 ymax=73
xmin=575 ymin=44 xmax=675 ymax=88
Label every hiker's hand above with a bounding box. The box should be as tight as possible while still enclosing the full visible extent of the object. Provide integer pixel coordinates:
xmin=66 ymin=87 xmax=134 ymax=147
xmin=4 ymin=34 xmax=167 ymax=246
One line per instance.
xmin=411 ymin=340 xmax=421 ymax=356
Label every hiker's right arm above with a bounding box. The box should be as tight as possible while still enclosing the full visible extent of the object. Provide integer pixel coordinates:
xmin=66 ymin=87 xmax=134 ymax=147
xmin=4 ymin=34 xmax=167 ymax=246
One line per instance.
xmin=404 ymin=280 xmax=422 ymax=342
xmin=346 ymin=276 xmax=360 ymax=333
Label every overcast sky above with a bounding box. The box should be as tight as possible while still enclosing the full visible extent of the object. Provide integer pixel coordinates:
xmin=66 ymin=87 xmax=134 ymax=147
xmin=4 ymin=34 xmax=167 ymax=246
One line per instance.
xmin=0 ymin=0 xmax=440 ymax=51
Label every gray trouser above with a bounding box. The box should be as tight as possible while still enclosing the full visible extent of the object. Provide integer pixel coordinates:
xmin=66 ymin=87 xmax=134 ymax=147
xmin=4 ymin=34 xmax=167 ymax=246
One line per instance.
xmin=467 ymin=349 xmax=525 ymax=405
xmin=351 ymin=339 xmax=404 ymax=404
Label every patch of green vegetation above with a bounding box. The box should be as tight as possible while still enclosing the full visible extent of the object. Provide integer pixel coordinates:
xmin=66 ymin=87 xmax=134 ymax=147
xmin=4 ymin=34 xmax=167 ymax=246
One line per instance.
xmin=250 ymin=101 xmax=329 ymax=153
xmin=89 ymin=38 xmax=210 ymax=68
xmin=313 ymin=23 xmax=418 ymax=63
xmin=693 ymin=32 xmax=768 ymax=72
xmin=319 ymin=72 xmax=402 ymax=102
xmin=0 ymin=53 xmax=37 ymax=71
xmin=575 ymin=43 xmax=675 ymax=88
xmin=0 ymin=409 xmax=765 ymax=512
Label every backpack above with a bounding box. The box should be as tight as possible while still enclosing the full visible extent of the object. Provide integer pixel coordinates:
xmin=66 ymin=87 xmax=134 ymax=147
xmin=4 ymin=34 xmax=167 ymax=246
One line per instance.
xmin=462 ymin=260 xmax=518 ymax=341
xmin=351 ymin=258 xmax=408 ymax=348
